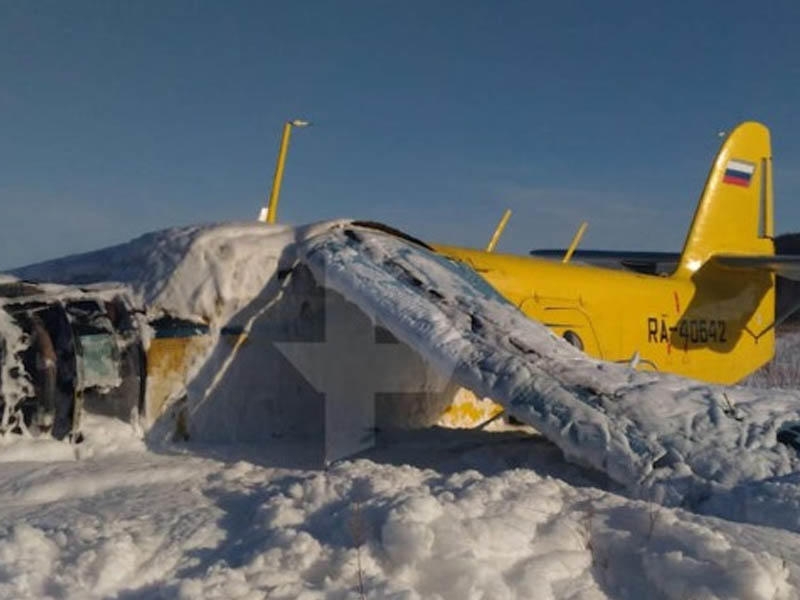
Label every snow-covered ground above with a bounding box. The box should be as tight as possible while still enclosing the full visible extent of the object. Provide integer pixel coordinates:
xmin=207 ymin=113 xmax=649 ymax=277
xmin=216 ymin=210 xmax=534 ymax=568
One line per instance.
xmin=3 ymin=220 xmax=800 ymax=599
xmin=2 ymin=414 xmax=799 ymax=600
xmin=747 ymin=327 xmax=800 ymax=390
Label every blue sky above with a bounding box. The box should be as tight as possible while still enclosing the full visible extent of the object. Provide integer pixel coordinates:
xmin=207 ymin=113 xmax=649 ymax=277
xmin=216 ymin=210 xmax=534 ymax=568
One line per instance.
xmin=1 ymin=1 xmax=799 ymax=269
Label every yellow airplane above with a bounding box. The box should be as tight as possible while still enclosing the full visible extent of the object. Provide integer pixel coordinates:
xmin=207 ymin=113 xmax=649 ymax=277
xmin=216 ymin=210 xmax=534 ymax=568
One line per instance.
xmin=433 ymin=121 xmax=797 ymax=384
xmin=8 ymin=121 xmax=795 ymax=441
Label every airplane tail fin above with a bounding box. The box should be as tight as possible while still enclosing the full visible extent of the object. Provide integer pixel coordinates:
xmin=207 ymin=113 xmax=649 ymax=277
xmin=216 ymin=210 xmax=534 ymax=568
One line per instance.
xmin=677 ymin=122 xmax=774 ymax=276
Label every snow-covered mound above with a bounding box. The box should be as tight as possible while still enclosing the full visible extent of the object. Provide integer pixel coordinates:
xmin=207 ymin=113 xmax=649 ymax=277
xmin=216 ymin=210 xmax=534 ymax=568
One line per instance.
xmin=13 ymin=221 xmax=338 ymax=324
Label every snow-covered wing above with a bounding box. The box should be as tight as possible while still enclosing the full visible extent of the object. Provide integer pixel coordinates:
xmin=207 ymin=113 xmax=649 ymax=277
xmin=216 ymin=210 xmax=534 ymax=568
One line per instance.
xmin=299 ymin=223 xmax=800 ymax=507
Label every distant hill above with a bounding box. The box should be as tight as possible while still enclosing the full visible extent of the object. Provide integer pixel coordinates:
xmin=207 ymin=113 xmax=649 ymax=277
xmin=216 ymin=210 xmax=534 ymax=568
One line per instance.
xmin=775 ymin=233 xmax=800 ymax=254
xmin=775 ymin=233 xmax=800 ymax=323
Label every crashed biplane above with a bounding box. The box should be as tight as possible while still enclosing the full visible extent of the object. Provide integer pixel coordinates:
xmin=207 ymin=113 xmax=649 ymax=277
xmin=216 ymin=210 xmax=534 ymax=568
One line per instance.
xmin=2 ymin=121 xmax=800 ymax=505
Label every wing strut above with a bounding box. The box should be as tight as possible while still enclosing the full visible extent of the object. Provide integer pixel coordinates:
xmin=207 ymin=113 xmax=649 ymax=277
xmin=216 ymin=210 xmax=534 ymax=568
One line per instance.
xmin=563 ymin=222 xmax=588 ymax=263
xmin=486 ymin=209 xmax=512 ymax=252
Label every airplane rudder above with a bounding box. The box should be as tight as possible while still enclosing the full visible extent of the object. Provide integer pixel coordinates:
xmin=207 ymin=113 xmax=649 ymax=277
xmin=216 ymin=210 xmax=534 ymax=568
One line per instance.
xmin=677 ymin=122 xmax=773 ymax=275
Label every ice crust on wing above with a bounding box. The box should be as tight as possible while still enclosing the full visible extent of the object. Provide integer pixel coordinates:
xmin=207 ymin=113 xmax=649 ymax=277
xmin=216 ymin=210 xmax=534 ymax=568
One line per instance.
xmin=298 ymin=224 xmax=800 ymax=509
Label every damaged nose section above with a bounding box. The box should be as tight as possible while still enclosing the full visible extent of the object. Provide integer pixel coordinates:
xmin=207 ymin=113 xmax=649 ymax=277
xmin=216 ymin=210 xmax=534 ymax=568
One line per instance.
xmin=0 ymin=281 xmax=146 ymax=440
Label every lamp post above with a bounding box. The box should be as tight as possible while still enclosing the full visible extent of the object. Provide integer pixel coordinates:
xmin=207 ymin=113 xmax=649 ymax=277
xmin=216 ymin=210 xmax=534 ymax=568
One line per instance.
xmin=259 ymin=119 xmax=310 ymax=224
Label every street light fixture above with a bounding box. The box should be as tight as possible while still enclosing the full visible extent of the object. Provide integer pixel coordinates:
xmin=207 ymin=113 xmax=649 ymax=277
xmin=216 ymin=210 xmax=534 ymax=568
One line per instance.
xmin=258 ymin=119 xmax=311 ymax=224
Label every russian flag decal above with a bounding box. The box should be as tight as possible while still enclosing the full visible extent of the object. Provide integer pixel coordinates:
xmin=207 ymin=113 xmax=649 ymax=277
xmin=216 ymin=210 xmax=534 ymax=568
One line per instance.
xmin=723 ymin=159 xmax=755 ymax=188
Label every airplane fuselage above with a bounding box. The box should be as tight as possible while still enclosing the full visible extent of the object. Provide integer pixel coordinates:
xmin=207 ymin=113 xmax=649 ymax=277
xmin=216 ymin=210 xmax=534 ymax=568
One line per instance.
xmin=433 ymin=245 xmax=774 ymax=384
